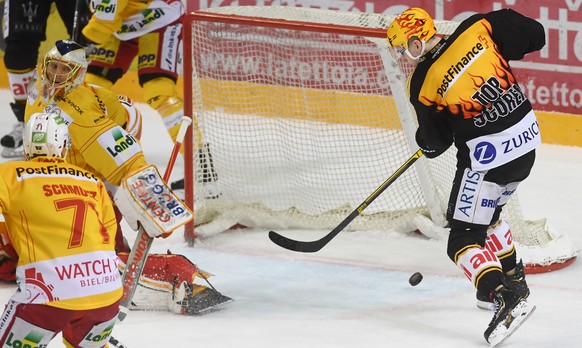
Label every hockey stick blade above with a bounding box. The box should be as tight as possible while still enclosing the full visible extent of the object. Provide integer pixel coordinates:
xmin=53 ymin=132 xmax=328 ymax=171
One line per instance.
xmin=269 ymin=149 xmax=424 ymax=253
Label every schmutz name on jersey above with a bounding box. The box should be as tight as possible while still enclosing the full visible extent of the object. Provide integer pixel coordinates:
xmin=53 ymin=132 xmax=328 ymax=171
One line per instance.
xmin=472 ymin=76 xmax=526 ymax=127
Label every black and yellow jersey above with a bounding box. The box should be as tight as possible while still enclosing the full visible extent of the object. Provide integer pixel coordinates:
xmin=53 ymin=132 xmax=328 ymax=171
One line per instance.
xmin=409 ymin=9 xmax=545 ymax=170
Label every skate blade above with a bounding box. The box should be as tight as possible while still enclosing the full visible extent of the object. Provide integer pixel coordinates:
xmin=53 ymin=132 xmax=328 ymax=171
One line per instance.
xmin=488 ymin=301 xmax=536 ymax=347
xmin=477 ymin=299 xmax=495 ymax=311
xmin=1 ymin=147 xmax=24 ymax=159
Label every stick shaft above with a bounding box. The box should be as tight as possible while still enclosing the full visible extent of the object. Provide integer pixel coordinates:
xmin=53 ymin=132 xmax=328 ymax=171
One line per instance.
xmin=269 ymin=149 xmax=424 ymax=253
xmin=71 ymin=0 xmax=83 ymax=42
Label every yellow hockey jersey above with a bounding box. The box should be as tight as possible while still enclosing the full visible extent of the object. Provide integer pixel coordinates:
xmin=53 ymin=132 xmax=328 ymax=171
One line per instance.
xmin=83 ymin=0 xmax=148 ymax=44
xmin=0 ymin=157 xmax=122 ymax=310
xmin=25 ymin=82 xmax=148 ymax=187
xmin=82 ymin=0 xmax=183 ymax=44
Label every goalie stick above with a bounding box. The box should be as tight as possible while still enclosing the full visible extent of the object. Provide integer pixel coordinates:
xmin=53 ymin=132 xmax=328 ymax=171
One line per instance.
xmin=269 ymin=149 xmax=424 ymax=253
xmin=117 ymin=116 xmax=193 ymax=321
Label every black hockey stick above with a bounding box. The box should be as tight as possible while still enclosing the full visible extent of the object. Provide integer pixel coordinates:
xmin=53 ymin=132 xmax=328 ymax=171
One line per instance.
xmin=71 ymin=0 xmax=83 ymax=42
xmin=268 ymin=149 xmax=424 ymax=253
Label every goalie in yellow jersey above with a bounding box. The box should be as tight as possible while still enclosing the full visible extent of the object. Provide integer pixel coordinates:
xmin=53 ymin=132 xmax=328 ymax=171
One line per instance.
xmin=13 ymin=39 xmax=232 ymax=315
xmin=81 ymin=0 xmax=219 ymax=198
xmin=0 ymin=112 xmax=122 ymax=347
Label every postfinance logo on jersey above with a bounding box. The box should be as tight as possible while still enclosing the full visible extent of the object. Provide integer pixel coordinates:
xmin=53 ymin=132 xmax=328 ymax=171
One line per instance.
xmin=98 ymin=126 xmax=141 ymax=166
xmin=436 ymin=41 xmax=485 ymax=99
xmin=15 ymin=165 xmax=99 ymax=181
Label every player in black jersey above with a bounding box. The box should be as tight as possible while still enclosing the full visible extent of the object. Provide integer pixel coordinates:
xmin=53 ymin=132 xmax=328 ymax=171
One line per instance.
xmin=387 ymin=7 xmax=544 ymax=346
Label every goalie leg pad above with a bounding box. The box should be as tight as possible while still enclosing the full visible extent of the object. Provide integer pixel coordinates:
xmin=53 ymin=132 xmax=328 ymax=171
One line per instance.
xmin=117 ymin=252 xmax=211 ymax=286
xmin=117 ymin=252 xmax=231 ymax=314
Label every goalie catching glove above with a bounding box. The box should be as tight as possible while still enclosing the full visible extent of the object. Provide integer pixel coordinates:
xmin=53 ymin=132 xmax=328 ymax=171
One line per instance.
xmin=114 ymin=165 xmax=193 ymax=238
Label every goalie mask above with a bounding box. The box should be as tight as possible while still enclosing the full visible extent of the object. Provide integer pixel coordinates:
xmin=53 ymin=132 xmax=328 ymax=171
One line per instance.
xmin=40 ymin=40 xmax=88 ymax=103
xmin=23 ymin=112 xmax=71 ymax=160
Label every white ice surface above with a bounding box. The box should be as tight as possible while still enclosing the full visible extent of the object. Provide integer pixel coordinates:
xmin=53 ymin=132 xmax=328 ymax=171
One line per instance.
xmin=0 ymin=90 xmax=580 ymax=347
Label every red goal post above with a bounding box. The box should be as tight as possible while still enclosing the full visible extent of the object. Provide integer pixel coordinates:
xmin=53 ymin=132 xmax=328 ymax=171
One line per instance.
xmin=181 ymin=6 xmax=577 ymax=273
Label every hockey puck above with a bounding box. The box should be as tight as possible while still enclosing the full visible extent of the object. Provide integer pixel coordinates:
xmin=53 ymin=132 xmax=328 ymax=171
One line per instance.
xmin=409 ymin=272 xmax=423 ymax=286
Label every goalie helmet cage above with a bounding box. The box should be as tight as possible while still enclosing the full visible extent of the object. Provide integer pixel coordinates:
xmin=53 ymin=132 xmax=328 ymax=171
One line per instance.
xmin=181 ymin=6 xmax=577 ymax=273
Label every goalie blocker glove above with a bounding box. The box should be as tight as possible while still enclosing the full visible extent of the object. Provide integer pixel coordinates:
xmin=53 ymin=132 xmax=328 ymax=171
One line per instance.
xmin=114 ymin=164 xmax=193 ymax=238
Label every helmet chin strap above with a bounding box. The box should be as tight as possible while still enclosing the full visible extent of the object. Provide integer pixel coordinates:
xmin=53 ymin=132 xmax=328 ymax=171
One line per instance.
xmin=405 ymin=41 xmax=426 ymax=60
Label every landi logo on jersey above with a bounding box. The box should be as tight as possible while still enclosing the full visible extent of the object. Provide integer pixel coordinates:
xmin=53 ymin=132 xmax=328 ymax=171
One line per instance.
xmin=3 ymin=318 xmax=53 ymax=347
xmin=118 ymin=8 xmax=166 ymax=34
xmin=98 ymin=126 xmax=141 ymax=165
xmin=107 ymin=128 xmax=138 ymax=157
xmin=84 ymin=321 xmax=115 ymax=345
xmin=141 ymin=8 xmax=166 ymax=27
xmin=92 ymin=0 xmax=116 ymax=14
xmin=5 ymin=331 xmax=48 ymax=348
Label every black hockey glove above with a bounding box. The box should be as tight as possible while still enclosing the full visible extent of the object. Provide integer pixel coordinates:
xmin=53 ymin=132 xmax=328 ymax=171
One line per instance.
xmin=415 ymin=130 xmax=447 ymax=159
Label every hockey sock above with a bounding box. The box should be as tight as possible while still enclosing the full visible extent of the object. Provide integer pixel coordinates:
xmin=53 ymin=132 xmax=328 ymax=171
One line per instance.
xmin=485 ymin=219 xmax=518 ymax=274
xmin=7 ymin=69 xmax=35 ymax=104
xmin=144 ymin=77 xmax=204 ymax=152
xmin=455 ymin=244 xmax=504 ymax=297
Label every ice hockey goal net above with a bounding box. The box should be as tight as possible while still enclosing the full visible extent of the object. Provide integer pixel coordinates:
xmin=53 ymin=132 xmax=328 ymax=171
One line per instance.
xmin=181 ymin=6 xmax=577 ymax=272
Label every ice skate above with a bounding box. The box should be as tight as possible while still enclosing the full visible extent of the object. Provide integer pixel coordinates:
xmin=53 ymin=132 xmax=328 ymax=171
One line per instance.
xmin=171 ymin=142 xmax=221 ymax=200
xmin=484 ymin=283 xmax=536 ymax=347
xmin=1 ymin=146 xmax=24 ymax=159
xmin=1 ymin=122 xmax=24 ymax=159
xmin=477 ymin=260 xmax=529 ymax=310
xmin=171 ymin=178 xmax=222 ymax=201
xmin=170 ymin=178 xmax=186 ymax=200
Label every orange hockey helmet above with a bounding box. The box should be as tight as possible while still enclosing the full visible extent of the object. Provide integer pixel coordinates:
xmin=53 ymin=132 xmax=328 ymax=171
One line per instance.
xmin=387 ymin=7 xmax=437 ymax=49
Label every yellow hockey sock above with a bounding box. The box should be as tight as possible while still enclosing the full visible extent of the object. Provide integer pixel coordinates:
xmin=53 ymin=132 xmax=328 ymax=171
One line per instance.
xmin=144 ymin=78 xmax=203 ymax=150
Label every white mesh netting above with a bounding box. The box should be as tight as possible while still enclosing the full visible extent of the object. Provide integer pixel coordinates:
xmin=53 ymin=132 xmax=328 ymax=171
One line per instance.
xmin=183 ymin=6 xmax=578 ymax=268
